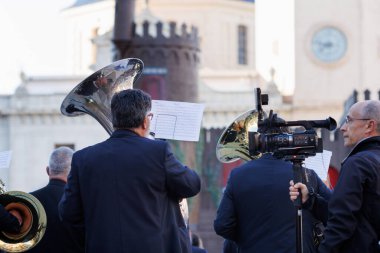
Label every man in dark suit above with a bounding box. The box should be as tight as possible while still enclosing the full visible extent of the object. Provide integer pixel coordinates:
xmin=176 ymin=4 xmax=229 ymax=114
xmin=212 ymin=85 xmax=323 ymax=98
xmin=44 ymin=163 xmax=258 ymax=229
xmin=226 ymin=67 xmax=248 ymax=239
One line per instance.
xmin=290 ymin=100 xmax=380 ymax=253
xmin=29 ymin=146 xmax=84 ymax=253
xmin=214 ymin=152 xmax=331 ymax=253
xmin=59 ymin=89 xmax=201 ymax=253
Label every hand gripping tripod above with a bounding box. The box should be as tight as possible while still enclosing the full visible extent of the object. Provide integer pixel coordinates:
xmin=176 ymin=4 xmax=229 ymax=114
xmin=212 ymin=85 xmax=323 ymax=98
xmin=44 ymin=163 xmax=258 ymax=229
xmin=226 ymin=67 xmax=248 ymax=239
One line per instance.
xmin=286 ymin=155 xmax=307 ymax=253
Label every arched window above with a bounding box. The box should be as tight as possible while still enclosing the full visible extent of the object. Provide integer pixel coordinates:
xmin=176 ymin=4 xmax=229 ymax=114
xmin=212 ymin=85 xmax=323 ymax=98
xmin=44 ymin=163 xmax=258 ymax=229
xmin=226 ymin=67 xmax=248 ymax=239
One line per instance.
xmin=140 ymin=76 xmax=166 ymax=100
xmin=238 ymin=25 xmax=248 ymax=65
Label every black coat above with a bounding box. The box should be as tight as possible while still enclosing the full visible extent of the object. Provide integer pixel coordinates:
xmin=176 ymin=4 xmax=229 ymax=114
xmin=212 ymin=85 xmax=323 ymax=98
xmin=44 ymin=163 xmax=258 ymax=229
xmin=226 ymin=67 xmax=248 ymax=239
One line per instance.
xmin=29 ymin=179 xmax=84 ymax=253
xmin=59 ymin=129 xmax=201 ymax=253
xmin=214 ymin=153 xmax=331 ymax=253
xmin=317 ymin=136 xmax=380 ymax=253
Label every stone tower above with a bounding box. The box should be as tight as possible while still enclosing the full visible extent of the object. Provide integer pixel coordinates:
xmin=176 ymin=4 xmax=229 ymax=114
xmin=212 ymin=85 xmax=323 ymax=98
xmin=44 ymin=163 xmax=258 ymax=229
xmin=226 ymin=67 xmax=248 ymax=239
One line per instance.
xmin=112 ymin=0 xmax=200 ymax=102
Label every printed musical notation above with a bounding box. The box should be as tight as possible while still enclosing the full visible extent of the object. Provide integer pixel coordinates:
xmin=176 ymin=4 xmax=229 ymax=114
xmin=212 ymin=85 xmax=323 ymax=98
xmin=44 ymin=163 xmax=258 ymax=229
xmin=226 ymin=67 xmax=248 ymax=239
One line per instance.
xmin=0 ymin=150 xmax=12 ymax=169
xmin=304 ymin=150 xmax=332 ymax=180
xmin=150 ymin=100 xmax=205 ymax=142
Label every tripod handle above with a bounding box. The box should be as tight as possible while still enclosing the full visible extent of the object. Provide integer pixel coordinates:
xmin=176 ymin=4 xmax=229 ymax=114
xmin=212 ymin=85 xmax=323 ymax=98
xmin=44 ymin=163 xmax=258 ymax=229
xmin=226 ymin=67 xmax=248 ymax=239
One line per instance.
xmin=292 ymin=162 xmax=304 ymax=208
xmin=291 ymin=160 xmax=305 ymax=253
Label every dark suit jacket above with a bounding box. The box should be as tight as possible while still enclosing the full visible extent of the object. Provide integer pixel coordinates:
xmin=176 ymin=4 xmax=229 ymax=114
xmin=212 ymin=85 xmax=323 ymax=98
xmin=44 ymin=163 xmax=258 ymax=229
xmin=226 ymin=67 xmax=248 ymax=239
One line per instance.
xmin=59 ymin=129 xmax=201 ymax=253
xmin=214 ymin=154 xmax=331 ymax=253
xmin=29 ymin=179 xmax=84 ymax=253
xmin=316 ymin=136 xmax=380 ymax=253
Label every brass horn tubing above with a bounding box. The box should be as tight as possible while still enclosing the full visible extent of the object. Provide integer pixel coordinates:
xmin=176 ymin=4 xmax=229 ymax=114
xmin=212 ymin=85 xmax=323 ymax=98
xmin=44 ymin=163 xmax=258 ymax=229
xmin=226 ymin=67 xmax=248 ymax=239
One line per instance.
xmin=216 ymin=110 xmax=261 ymax=163
xmin=0 ymin=191 xmax=47 ymax=252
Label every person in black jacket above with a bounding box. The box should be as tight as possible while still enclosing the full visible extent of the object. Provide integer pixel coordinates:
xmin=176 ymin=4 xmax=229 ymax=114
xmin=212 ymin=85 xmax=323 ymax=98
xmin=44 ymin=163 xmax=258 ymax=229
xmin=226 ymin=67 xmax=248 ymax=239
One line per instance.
xmin=290 ymin=100 xmax=380 ymax=253
xmin=59 ymin=89 xmax=200 ymax=253
xmin=214 ymin=150 xmax=331 ymax=253
xmin=29 ymin=146 xmax=84 ymax=253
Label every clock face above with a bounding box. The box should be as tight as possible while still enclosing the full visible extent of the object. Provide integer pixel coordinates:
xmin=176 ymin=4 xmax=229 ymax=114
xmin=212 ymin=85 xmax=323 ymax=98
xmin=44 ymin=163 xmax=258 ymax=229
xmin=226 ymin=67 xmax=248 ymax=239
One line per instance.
xmin=311 ymin=27 xmax=347 ymax=63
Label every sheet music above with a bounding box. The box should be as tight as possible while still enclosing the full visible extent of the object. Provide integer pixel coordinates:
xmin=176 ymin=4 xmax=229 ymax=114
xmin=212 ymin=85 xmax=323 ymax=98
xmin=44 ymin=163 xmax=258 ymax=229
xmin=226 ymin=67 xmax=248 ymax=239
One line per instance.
xmin=150 ymin=100 xmax=205 ymax=141
xmin=304 ymin=150 xmax=332 ymax=180
xmin=0 ymin=150 xmax=12 ymax=169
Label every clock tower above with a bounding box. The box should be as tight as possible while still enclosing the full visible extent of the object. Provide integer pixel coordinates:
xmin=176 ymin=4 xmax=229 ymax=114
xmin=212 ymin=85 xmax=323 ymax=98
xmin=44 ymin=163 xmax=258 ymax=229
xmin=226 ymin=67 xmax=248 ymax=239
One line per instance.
xmin=255 ymin=0 xmax=380 ymax=120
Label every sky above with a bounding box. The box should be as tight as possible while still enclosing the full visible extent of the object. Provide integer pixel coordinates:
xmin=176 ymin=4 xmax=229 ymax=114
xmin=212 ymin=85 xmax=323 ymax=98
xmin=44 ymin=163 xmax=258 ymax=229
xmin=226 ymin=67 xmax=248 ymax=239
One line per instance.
xmin=0 ymin=0 xmax=75 ymax=94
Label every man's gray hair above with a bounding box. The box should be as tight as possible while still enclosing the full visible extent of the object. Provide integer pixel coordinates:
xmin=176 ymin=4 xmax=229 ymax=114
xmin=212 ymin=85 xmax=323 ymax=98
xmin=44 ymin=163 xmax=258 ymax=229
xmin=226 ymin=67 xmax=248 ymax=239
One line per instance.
xmin=362 ymin=100 xmax=380 ymax=132
xmin=48 ymin=146 xmax=74 ymax=176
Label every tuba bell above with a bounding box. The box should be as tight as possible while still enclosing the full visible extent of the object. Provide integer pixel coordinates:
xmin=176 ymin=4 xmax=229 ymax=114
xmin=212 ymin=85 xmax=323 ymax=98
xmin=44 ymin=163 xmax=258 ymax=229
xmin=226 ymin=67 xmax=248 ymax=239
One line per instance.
xmin=61 ymin=58 xmax=144 ymax=135
xmin=216 ymin=109 xmax=262 ymax=163
xmin=0 ymin=180 xmax=46 ymax=252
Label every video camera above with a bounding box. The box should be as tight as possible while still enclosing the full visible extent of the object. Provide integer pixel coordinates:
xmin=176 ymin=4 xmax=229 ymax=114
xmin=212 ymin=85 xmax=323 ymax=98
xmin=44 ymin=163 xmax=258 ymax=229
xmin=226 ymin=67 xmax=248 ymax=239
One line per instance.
xmin=248 ymin=88 xmax=337 ymax=160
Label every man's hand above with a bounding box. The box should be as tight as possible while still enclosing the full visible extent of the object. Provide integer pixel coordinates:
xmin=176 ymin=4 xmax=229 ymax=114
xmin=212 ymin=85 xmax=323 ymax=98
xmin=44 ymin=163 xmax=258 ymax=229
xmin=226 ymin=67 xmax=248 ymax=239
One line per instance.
xmin=289 ymin=180 xmax=309 ymax=204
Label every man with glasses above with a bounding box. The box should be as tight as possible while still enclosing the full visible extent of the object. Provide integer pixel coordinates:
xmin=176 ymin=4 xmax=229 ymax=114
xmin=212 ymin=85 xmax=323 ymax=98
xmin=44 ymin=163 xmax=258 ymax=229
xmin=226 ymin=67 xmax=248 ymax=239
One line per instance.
xmin=290 ymin=100 xmax=380 ymax=253
xmin=59 ymin=89 xmax=201 ymax=253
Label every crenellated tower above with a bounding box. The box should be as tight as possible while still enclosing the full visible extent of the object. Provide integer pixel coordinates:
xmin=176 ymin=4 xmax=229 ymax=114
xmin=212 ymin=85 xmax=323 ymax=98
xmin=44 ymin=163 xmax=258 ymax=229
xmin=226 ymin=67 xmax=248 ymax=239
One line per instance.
xmin=118 ymin=20 xmax=200 ymax=102
xmin=112 ymin=0 xmax=200 ymax=102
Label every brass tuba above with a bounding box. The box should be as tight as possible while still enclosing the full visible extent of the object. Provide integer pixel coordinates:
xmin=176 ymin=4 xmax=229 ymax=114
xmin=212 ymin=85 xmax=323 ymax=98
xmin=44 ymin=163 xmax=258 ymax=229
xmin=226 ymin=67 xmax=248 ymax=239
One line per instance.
xmin=61 ymin=58 xmax=144 ymax=134
xmin=0 ymin=180 xmax=47 ymax=252
xmin=60 ymin=58 xmax=189 ymax=226
xmin=216 ymin=109 xmax=262 ymax=163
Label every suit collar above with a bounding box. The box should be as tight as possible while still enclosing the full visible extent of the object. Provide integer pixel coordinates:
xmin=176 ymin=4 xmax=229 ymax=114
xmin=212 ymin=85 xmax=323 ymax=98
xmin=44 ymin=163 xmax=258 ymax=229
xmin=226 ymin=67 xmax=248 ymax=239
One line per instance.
xmin=48 ymin=179 xmax=66 ymax=187
xmin=342 ymin=136 xmax=380 ymax=164
xmin=111 ymin=129 xmax=139 ymax=139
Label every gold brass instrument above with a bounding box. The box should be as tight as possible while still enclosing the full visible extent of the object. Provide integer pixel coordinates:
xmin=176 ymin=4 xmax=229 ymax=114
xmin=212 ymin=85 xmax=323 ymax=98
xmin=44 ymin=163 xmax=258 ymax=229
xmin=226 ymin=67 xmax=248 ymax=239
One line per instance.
xmin=216 ymin=109 xmax=262 ymax=163
xmin=60 ymin=58 xmax=189 ymax=226
xmin=0 ymin=180 xmax=46 ymax=252
xmin=61 ymin=58 xmax=144 ymax=134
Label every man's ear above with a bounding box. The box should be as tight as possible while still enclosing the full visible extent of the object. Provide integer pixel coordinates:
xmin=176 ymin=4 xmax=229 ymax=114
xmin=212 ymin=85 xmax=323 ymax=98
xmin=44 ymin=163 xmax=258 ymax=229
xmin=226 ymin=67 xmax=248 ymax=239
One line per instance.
xmin=367 ymin=120 xmax=376 ymax=134
xmin=46 ymin=166 xmax=50 ymax=176
xmin=142 ymin=117 xmax=148 ymax=130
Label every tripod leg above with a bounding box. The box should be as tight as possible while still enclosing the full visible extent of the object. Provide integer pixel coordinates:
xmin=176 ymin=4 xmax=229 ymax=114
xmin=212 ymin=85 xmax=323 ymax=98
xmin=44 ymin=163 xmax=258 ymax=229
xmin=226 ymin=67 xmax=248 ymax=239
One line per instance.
xmin=293 ymin=161 xmax=304 ymax=253
xmin=296 ymin=207 xmax=303 ymax=253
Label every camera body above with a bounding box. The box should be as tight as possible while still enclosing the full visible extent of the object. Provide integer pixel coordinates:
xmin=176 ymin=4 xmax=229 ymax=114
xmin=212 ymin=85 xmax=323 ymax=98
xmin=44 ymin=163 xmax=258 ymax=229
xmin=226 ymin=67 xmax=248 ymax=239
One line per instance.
xmin=248 ymin=88 xmax=335 ymax=160
xmin=249 ymin=127 xmax=323 ymax=160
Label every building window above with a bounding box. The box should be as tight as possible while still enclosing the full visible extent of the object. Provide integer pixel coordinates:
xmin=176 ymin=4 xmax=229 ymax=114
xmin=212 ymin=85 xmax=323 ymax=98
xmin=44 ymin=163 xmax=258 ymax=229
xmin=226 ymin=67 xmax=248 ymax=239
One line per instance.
xmin=140 ymin=75 xmax=166 ymax=100
xmin=91 ymin=27 xmax=99 ymax=66
xmin=238 ymin=25 xmax=248 ymax=65
xmin=55 ymin=144 xmax=75 ymax=151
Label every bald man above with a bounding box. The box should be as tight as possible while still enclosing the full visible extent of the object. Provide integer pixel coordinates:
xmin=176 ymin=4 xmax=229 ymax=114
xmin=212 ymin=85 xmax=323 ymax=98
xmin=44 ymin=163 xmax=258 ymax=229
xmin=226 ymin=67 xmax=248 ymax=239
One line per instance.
xmin=290 ymin=100 xmax=380 ymax=253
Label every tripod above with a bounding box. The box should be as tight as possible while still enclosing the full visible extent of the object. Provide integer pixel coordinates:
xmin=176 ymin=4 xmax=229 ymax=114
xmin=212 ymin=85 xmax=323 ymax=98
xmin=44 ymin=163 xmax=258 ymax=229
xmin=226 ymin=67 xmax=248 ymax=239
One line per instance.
xmin=285 ymin=155 xmax=306 ymax=253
